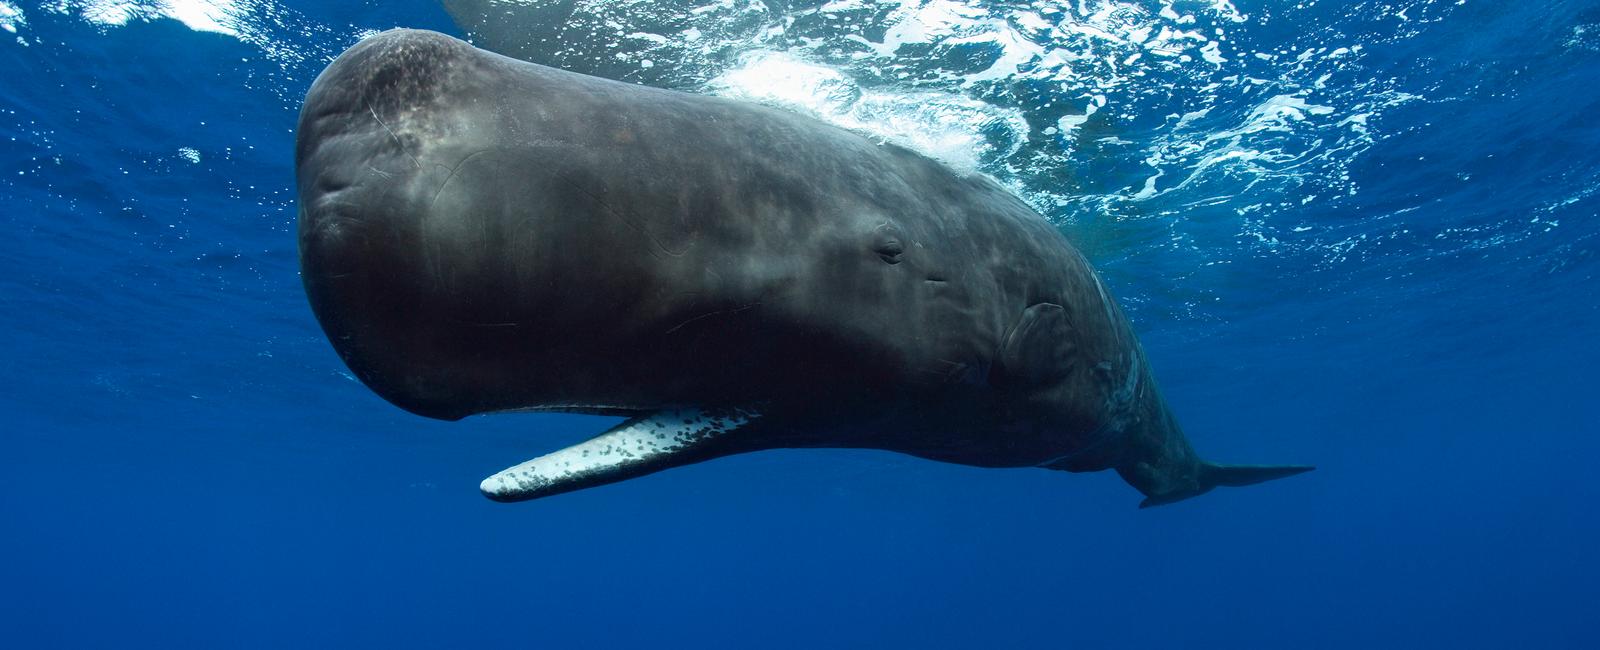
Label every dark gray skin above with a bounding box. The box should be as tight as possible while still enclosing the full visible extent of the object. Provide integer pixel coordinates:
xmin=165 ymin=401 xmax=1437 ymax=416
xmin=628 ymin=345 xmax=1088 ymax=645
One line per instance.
xmin=297 ymin=29 xmax=1310 ymax=506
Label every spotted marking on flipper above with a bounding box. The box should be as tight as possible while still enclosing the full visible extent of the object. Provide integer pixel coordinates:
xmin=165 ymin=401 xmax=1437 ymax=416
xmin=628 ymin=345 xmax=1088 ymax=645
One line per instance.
xmin=479 ymin=407 xmax=761 ymax=501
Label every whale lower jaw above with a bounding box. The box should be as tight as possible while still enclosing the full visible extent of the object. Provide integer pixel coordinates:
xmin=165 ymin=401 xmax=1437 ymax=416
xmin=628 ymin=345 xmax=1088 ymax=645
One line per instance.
xmin=486 ymin=404 xmax=656 ymax=417
xmin=479 ymin=407 xmax=763 ymax=502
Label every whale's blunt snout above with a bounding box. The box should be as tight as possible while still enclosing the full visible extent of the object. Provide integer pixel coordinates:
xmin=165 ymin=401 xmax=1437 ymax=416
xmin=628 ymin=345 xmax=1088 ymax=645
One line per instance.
xmin=296 ymin=29 xmax=470 ymax=186
xmin=297 ymin=28 xmax=474 ymax=271
xmin=295 ymin=29 xmax=489 ymax=421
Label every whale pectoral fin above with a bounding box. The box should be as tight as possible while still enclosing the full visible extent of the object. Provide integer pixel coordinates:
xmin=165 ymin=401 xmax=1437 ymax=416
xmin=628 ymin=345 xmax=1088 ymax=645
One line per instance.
xmin=1135 ymin=462 xmax=1316 ymax=508
xmin=998 ymin=303 xmax=1076 ymax=386
xmin=479 ymin=407 xmax=762 ymax=502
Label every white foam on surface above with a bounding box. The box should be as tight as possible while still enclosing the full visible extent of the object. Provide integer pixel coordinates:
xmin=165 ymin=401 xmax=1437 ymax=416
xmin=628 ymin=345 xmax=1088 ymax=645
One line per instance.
xmin=709 ymin=50 xmax=1027 ymax=172
xmin=47 ymin=0 xmax=242 ymax=35
xmin=0 ymin=2 xmax=24 ymax=34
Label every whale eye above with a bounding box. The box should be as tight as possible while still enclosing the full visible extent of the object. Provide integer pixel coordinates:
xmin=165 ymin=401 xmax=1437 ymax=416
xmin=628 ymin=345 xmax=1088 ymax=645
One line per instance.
xmin=874 ymin=238 xmax=904 ymax=264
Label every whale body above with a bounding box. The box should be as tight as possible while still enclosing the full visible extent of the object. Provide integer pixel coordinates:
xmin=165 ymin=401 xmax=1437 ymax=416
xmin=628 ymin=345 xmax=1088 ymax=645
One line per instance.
xmin=295 ymin=29 xmax=1310 ymax=506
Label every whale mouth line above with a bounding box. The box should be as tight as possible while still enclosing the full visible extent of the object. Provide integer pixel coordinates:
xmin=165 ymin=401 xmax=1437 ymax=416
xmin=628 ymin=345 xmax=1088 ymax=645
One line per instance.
xmin=484 ymin=404 xmax=655 ymax=418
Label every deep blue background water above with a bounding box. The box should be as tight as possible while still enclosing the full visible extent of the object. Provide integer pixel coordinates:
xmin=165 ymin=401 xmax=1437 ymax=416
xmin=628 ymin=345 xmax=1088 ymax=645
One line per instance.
xmin=2 ymin=1 xmax=1597 ymax=647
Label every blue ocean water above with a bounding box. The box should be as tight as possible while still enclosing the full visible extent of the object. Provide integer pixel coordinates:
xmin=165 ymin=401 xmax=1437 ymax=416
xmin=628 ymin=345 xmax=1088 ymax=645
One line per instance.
xmin=2 ymin=0 xmax=1597 ymax=647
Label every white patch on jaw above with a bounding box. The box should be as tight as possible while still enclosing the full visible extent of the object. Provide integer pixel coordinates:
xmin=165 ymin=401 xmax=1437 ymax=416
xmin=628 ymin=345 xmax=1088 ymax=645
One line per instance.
xmin=479 ymin=407 xmax=760 ymax=499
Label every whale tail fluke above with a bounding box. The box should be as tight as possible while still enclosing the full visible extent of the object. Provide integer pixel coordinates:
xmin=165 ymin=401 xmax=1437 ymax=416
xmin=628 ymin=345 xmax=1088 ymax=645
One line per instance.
xmin=1129 ymin=461 xmax=1314 ymax=509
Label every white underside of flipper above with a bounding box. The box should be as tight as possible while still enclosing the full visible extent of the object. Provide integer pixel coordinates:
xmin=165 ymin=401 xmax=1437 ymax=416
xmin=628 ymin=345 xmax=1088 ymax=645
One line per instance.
xmin=479 ymin=407 xmax=761 ymax=502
